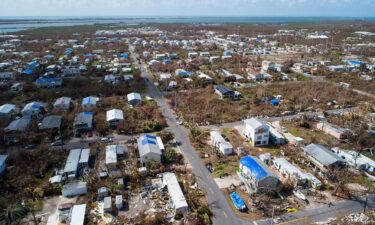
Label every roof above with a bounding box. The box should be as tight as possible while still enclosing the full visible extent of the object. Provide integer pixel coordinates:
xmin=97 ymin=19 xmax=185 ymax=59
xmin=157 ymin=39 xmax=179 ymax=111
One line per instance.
xmin=35 ymin=77 xmax=63 ymax=86
xmin=229 ymin=192 xmax=246 ymax=210
xmin=82 ymin=96 xmax=98 ymax=106
xmin=214 ymin=85 xmax=234 ymax=95
xmin=163 ymin=172 xmax=188 ymax=210
xmin=79 ymin=149 xmax=90 ymax=164
xmin=4 ymin=118 xmax=31 ymax=132
xmin=127 ymin=92 xmax=141 ymax=102
xmin=39 ymin=115 xmax=62 ymax=130
xmin=106 ymin=109 xmax=124 ymax=122
xmin=304 ymin=144 xmax=343 ymax=166
xmin=70 ymin=204 xmax=86 ymax=225
xmin=273 ymin=158 xmax=307 ymax=178
xmin=0 ymin=155 xmax=7 ymax=166
xmin=137 ymin=134 xmax=162 ymax=157
xmin=106 ymin=145 xmax=120 ymax=165
xmin=0 ymin=104 xmax=16 ymax=114
xmin=74 ymin=112 xmax=93 ymax=126
xmin=64 ymin=149 xmax=82 ymax=173
xmin=244 ymin=118 xmax=268 ymax=130
xmin=240 ymin=155 xmax=277 ymax=180
xmin=104 ymin=196 xmax=112 ymax=209
xmin=54 ymin=97 xmax=71 ymax=107
xmin=22 ymin=102 xmax=42 ymax=112
xmin=210 ymin=131 xmax=233 ymax=149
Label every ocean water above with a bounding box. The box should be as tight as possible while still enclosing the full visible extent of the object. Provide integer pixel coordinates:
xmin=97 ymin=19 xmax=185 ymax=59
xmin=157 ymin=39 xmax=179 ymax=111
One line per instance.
xmin=0 ymin=16 xmax=374 ymax=33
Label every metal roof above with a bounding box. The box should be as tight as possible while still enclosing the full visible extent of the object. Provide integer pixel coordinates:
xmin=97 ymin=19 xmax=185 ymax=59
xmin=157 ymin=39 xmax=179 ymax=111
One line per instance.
xmin=163 ymin=172 xmax=188 ymax=211
xmin=39 ymin=115 xmax=61 ymax=130
xmin=74 ymin=112 xmax=93 ymax=126
xmin=0 ymin=104 xmax=16 ymax=114
xmin=82 ymin=96 xmax=98 ymax=106
xmin=106 ymin=109 xmax=124 ymax=122
xmin=79 ymin=149 xmax=90 ymax=164
xmin=240 ymin=155 xmax=277 ymax=181
xmin=304 ymin=144 xmax=343 ymax=166
xmin=244 ymin=118 xmax=268 ymax=129
xmin=53 ymin=97 xmax=71 ymax=107
xmin=64 ymin=149 xmax=82 ymax=173
xmin=106 ymin=145 xmax=119 ymax=165
xmin=214 ymin=85 xmax=234 ymax=95
xmin=4 ymin=118 xmax=31 ymax=132
xmin=127 ymin=92 xmax=141 ymax=102
xmin=70 ymin=204 xmax=86 ymax=225
xmin=22 ymin=102 xmax=42 ymax=112
xmin=137 ymin=134 xmax=162 ymax=157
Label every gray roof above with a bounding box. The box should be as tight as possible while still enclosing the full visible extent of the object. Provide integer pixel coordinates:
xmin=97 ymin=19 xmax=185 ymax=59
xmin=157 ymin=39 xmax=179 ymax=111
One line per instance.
xmin=304 ymin=144 xmax=344 ymax=166
xmin=0 ymin=104 xmax=16 ymax=114
xmin=79 ymin=149 xmax=90 ymax=164
xmin=64 ymin=149 xmax=82 ymax=173
xmin=244 ymin=117 xmax=268 ymax=129
xmin=4 ymin=118 xmax=31 ymax=132
xmin=0 ymin=155 xmax=7 ymax=166
xmin=39 ymin=115 xmax=61 ymax=130
xmin=53 ymin=97 xmax=71 ymax=107
xmin=74 ymin=112 xmax=93 ymax=126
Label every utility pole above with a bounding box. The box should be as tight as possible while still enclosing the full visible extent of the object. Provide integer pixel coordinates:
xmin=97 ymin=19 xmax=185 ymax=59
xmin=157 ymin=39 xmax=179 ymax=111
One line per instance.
xmin=364 ymin=193 xmax=369 ymax=213
xmin=271 ymin=206 xmax=275 ymax=225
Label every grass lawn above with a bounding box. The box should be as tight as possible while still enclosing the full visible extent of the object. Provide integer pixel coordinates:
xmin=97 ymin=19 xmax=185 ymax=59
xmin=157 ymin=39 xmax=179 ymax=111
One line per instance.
xmin=214 ymin=162 xmax=239 ymax=177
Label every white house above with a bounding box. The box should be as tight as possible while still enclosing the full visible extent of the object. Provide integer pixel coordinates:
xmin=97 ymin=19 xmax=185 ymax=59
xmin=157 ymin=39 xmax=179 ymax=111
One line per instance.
xmin=106 ymin=109 xmax=124 ymax=126
xmin=137 ymin=134 xmax=163 ymax=164
xmin=163 ymin=172 xmax=189 ymax=213
xmin=273 ymin=157 xmax=310 ymax=187
xmin=127 ymin=92 xmax=142 ymax=106
xmin=53 ymin=97 xmax=72 ymax=111
xmin=82 ymin=96 xmax=99 ymax=110
xmin=0 ymin=104 xmax=18 ymax=119
xmin=105 ymin=145 xmax=127 ymax=167
xmin=244 ymin=118 xmax=269 ymax=146
xmin=21 ymin=102 xmax=44 ymax=118
xmin=210 ymin=131 xmax=233 ymax=156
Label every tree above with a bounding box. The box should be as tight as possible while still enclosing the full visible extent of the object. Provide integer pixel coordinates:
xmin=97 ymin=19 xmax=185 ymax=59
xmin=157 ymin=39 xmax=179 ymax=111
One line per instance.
xmin=0 ymin=203 xmax=28 ymax=225
xmin=157 ymin=130 xmax=174 ymax=143
xmin=165 ymin=148 xmax=177 ymax=163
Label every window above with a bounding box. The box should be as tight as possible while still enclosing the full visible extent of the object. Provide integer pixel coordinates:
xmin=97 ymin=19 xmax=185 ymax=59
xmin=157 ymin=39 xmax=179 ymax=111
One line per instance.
xmin=264 ymin=135 xmax=268 ymax=138
xmin=257 ymin=136 xmax=262 ymax=140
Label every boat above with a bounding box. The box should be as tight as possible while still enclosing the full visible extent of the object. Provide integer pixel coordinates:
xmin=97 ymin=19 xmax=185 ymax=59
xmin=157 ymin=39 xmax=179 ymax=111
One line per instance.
xmin=229 ymin=192 xmax=247 ymax=211
xmin=293 ymin=190 xmax=306 ymax=201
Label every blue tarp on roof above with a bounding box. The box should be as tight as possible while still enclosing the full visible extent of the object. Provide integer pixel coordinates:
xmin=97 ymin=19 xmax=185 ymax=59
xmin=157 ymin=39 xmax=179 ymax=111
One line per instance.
xmin=347 ymin=60 xmax=366 ymax=66
xmin=119 ymin=53 xmax=129 ymax=59
xmin=44 ymin=54 xmax=54 ymax=60
xmin=22 ymin=68 xmax=34 ymax=75
xmin=36 ymin=77 xmax=62 ymax=84
xmin=229 ymin=192 xmax=246 ymax=210
xmin=83 ymin=111 xmax=93 ymax=116
xmin=27 ymin=61 xmax=39 ymax=69
xmin=141 ymin=134 xmax=157 ymax=145
xmin=240 ymin=155 xmax=268 ymax=180
xmin=82 ymin=97 xmax=95 ymax=105
xmin=65 ymin=48 xmax=73 ymax=55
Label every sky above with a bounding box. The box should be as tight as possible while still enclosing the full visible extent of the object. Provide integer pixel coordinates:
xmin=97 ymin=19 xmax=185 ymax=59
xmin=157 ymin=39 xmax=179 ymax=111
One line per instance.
xmin=0 ymin=0 xmax=375 ymax=17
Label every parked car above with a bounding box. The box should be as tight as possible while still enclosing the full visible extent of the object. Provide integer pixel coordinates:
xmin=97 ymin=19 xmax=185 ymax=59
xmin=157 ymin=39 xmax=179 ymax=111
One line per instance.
xmin=100 ymin=137 xmax=113 ymax=143
xmin=51 ymin=140 xmax=64 ymax=146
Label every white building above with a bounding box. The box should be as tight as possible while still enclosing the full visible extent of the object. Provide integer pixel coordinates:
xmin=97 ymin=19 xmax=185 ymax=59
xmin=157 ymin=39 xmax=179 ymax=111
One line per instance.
xmin=21 ymin=102 xmax=43 ymax=118
xmin=244 ymin=118 xmax=269 ymax=146
xmin=127 ymin=92 xmax=142 ymax=106
xmin=273 ymin=157 xmax=311 ymax=187
xmin=163 ymin=172 xmax=189 ymax=213
xmin=331 ymin=147 xmax=375 ymax=172
xmin=105 ymin=145 xmax=126 ymax=167
xmin=137 ymin=134 xmax=163 ymax=164
xmin=106 ymin=109 xmax=124 ymax=126
xmin=53 ymin=97 xmax=71 ymax=111
xmin=0 ymin=104 xmax=18 ymax=119
xmin=210 ymin=131 xmax=233 ymax=156
xmin=70 ymin=204 xmax=86 ymax=225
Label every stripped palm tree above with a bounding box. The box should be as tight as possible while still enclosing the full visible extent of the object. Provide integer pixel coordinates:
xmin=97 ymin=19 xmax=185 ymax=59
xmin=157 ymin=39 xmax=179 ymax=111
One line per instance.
xmin=0 ymin=203 xmax=28 ymax=225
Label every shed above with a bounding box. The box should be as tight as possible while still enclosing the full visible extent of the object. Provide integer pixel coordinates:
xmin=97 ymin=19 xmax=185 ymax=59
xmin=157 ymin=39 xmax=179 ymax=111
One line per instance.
xmin=115 ymin=195 xmax=123 ymax=209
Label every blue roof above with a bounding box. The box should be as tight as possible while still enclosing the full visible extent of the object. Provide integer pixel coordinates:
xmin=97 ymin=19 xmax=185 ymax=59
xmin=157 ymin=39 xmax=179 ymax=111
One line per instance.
xmin=36 ymin=77 xmax=61 ymax=84
xmin=230 ymin=192 xmax=246 ymax=210
xmin=240 ymin=155 xmax=269 ymax=180
xmin=119 ymin=53 xmax=129 ymax=59
xmin=271 ymin=99 xmax=279 ymax=106
xmin=83 ymin=111 xmax=93 ymax=116
xmin=22 ymin=68 xmax=34 ymax=75
xmin=27 ymin=61 xmax=39 ymax=69
xmin=141 ymin=134 xmax=157 ymax=145
xmin=348 ymin=60 xmax=365 ymax=65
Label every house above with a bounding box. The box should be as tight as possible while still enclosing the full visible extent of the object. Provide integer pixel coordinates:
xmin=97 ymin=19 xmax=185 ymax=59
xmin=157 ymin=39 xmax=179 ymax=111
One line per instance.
xmin=273 ymin=157 xmax=311 ymax=187
xmin=106 ymin=145 xmax=127 ymax=167
xmin=10 ymin=83 xmax=23 ymax=92
xmin=163 ymin=172 xmax=189 ymax=213
xmin=22 ymin=102 xmax=44 ymax=118
xmin=331 ymin=147 xmax=375 ymax=172
xmin=104 ymin=197 xmax=112 ymax=213
xmin=79 ymin=149 xmax=90 ymax=168
xmin=70 ymin=204 xmax=86 ymax=225
xmin=214 ymin=85 xmax=240 ymax=100
xmin=64 ymin=149 xmax=83 ymax=179
xmin=197 ymin=72 xmax=213 ymax=84
xmin=175 ymin=69 xmax=189 ymax=78
xmin=0 ymin=155 xmax=7 ymax=174
xmin=106 ymin=109 xmax=124 ymax=127
xmin=53 ymin=97 xmax=72 ymax=111
xmin=115 ymin=195 xmax=123 ymax=210
xmin=137 ymin=134 xmax=163 ymax=164
xmin=4 ymin=118 xmax=31 ymax=144
xmin=63 ymin=67 xmax=80 ymax=77
xmin=0 ymin=104 xmax=18 ymax=119
xmin=74 ymin=112 xmax=93 ymax=135
xmin=104 ymin=74 xmax=117 ymax=84
xmin=210 ymin=131 xmax=233 ymax=156
xmin=316 ymin=122 xmax=352 ymax=139
xmin=39 ymin=115 xmax=62 ymax=132
xmin=35 ymin=77 xmax=63 ymax=88
xmin=238 ymin=155 xmax=279 ymax=193
xmin=124 ymin=74 xmax=134 ymax=81
xmin=269 ymin=126 xmax=285 ymax=145
xmin=62 ymin=181 xmax=88 ymax=197
xmin=262 ymin=61 xmax=275 ymax=71
xmin=82 ymin=96 xmax=99 ymax=111
xmin=303 ymin=144 xmax=345 ymax=173
xmin=244 ymin=118 xmax=269 ymax=146
xmin=127 ymin=92 xmax=142 ymax=106
xmin=160 ymin=73 xmax=172 ymax=82
xmin=0 ymin=72 xmax=15 ymax=81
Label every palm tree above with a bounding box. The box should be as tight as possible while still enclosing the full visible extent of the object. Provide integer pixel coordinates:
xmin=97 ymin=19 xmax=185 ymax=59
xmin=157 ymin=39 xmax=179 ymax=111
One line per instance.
xmin=0 ymin=203 xmax=28 ymax=225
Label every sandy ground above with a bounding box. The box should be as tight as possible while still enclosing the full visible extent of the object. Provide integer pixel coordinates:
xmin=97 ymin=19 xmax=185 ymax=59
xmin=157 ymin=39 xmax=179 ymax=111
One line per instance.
xmin=215 ymin=175 xmax=242 ymax=189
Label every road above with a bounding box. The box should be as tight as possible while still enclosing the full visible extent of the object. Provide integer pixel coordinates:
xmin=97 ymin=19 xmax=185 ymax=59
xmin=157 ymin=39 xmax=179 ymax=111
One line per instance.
xmin=128 ymin=44 xmax=375 ymax=225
